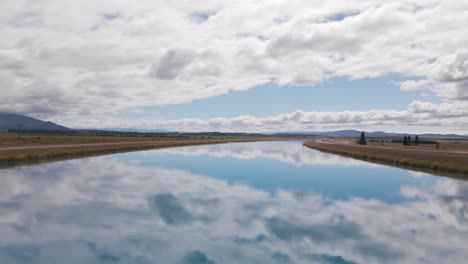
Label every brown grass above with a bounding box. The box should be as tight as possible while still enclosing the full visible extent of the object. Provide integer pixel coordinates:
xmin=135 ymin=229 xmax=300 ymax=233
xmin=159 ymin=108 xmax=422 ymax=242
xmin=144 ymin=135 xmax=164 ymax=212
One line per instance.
xmin=0 ymin=133 xmax=205 ymax=147
xmin=303 ymin=141 xmax=468 ymax=178
xmin=0 ymin=136 xmax=277 ymax=168
xmin=366 ymin=139 xmax=468 ymax=152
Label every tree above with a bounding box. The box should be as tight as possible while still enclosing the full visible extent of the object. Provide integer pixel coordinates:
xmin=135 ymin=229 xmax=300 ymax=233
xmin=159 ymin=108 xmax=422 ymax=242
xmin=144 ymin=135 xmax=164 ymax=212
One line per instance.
xmin=359 ymin=131 xmax=367 ymax=145
xmin=415 ymin=135 xmax=419 ymax=145
xmin=408 ymin=136 xmax=412 ymax=146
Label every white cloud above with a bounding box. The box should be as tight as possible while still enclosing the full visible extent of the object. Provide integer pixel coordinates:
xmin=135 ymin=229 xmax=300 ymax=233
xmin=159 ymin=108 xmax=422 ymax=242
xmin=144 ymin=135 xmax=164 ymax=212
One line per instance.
xmin=400 ymin=80 xmax=433 ymax=92
xmin=430 ymin=50 xmax=468 ymax=82
xmin=60 ymin=100 xmax=468 ymax=133
xmin=0 ymin=0 xmax=467 ymax=131
xmin=401 ymin=50 xmax=468 ymax=101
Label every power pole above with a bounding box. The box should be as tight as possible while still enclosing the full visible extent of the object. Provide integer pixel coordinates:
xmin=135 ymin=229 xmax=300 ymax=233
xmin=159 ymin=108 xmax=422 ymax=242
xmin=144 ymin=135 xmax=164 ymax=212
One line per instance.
xmin=18 ymin=124 xmax=21 ymax=144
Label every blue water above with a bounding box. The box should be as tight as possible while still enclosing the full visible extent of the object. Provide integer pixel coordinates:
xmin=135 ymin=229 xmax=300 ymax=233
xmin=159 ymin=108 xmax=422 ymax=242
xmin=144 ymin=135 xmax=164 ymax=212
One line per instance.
xmin=115 ymin=142 xmax=436 ymax=203
xmin=0 ymin=141 xmax=467 ymax=264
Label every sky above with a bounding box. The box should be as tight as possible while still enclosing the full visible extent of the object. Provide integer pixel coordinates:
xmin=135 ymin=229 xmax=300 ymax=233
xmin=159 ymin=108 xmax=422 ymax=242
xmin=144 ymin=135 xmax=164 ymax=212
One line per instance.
xmin=0 ymin=0 xmax=467 ymax=133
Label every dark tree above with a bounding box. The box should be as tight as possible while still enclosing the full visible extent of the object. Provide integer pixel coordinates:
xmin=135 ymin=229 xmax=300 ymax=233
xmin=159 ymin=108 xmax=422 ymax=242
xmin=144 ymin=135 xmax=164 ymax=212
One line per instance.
xmin=408 ymin=136 xmax=412 ymax=145
xmin=403 ymin=136 xmax=407 ymax=146
xmin=415 ymin=135 xmax=419 ymax=145
xmin=359 ymin=131 xmax=367 ymax=145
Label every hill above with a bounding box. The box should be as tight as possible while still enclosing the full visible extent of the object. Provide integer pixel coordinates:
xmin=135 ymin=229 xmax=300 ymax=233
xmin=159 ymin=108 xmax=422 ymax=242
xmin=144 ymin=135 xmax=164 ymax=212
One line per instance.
xmin=0 ymin=113 xmax=70 ymax=131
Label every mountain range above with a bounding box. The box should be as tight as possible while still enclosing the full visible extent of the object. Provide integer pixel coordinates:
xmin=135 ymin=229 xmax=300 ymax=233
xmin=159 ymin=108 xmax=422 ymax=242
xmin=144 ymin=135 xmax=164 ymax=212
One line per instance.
xmin=0 ymin=113 xmax=70 ymax=131
xmin=0 ymin=113 xmax=466 ymax=139
xmin=277 ymin=130 xmax=468 ymax=139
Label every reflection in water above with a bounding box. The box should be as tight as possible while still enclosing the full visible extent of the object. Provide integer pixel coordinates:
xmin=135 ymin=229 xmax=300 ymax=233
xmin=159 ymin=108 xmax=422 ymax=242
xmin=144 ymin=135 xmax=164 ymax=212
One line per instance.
xmin=116 ymin=142 xmax=436 ymax=202
xmin=156 ymin=141 xmax=383 ymax=167
xmin=0 ymin=142 xmax=467 ymax=264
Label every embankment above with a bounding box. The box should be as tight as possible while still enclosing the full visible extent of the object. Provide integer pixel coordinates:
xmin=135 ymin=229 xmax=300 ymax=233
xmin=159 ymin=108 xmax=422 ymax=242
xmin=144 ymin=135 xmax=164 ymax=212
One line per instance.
xmin=303 ymin=141 xmax=468 ymax=178
xmin=0 ymin=138 xmax=271 ymax=168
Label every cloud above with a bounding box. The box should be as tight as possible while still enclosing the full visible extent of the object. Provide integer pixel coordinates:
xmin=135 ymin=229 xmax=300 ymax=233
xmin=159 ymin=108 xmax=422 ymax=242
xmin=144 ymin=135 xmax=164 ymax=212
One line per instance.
xmin=0 ymin=0 xmax=467 ymax=128
xmin=151 ymin=49 xmax=197 ymax=80
xmin=62 ymin=100 xmax=468 ymax=133
xmin=434 ymin=81 xmax=468 ymax=101
xmin=401 ymin=50 xmax=468 ymax=101
xmin=399 ymin=80 xmax=433 ymax=92
xmin=430 ymin=50 xmax=468 ymax=82
xmin=407 ymin=101 xmax=438 ymax=113
xmin=8 ymin=12 xmax=43 ymax=28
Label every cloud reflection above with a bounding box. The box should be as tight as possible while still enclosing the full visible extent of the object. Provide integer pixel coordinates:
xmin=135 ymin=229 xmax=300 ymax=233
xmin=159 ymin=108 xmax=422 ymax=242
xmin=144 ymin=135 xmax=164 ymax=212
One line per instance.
xmin=155 ymin=141 xmax=383 ymax=168
xmin=0 ymin=152 xmax=467 ymax=263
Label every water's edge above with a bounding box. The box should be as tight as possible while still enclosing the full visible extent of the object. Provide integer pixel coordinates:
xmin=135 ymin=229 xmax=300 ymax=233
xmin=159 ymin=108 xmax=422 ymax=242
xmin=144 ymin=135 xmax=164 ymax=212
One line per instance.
xmin=303 ymin=141 xmax=468 ymax=181
xmin=0 ymin=139 xmax=273 ymax=169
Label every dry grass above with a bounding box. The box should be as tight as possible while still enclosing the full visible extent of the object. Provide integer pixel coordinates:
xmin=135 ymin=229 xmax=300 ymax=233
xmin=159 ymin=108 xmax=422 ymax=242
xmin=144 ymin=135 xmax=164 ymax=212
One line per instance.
xmin=304 ymin=141 xmax=468 ymax=178
xmin=366 ymin=139 xmax=468 ymax=152
xmin=0 ymin=136 xmax=275 ymax=167
xmin=0 ymin=133 xmax=198 ymax=147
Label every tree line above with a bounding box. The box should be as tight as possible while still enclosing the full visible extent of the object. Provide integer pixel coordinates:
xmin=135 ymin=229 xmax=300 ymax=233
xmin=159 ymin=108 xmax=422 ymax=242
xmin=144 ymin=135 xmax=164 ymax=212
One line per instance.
xmin=358 ymin=132 xmax=438 ymax=147
xmin=402 ymin=135 xmax=419 ymax=146
xmin=358 ymin=132 xmax=421 ymax=146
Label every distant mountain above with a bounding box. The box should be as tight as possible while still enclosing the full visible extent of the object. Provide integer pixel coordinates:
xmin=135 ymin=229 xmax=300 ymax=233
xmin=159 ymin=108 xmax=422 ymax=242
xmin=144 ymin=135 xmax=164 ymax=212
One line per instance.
xmin=288 ymin=130 xmax=468 ymax=139
xmin=364 ymin=131 xmax=468 ymax=139
xmin=311 ymin=130 xmax=362 ymax=137
xmin=273 ymin=130 xmax=362 ymax=137
xmin=101 ymin=128 xmax=173 ymax=133
xmin=0 ymin=114 xmax=466 ymax=139
xmin=0 ymin=113 xmax=70 ymax=131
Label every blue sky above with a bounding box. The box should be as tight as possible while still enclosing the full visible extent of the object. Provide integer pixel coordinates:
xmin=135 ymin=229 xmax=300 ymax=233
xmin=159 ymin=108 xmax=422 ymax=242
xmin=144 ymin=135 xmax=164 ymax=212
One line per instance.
xmin=119 ymin=75 xmax=438 ymax=120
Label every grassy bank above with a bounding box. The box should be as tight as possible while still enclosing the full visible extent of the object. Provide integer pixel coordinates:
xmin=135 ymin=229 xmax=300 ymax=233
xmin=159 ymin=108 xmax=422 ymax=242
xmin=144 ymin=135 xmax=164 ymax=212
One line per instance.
xmin=0 ymin=132 xmax=237 ymax=147
xmin=366 ymin=139 xmax=468 ymax=152
xmin=0 ymin=137 xmax=273 ymax=168
xmin=303 ymin=141 xmax=468 ymax=178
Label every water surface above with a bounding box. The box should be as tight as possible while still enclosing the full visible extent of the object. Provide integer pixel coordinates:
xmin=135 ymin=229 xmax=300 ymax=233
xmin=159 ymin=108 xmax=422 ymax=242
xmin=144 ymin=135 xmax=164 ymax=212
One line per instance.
xmin=1 ymin=141 xmax=467 ymax=264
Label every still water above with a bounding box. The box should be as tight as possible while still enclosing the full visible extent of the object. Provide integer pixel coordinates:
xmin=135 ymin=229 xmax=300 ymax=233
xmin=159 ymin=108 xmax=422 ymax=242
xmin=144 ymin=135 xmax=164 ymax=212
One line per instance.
xmin=0 ymin=141 xmax=467 ymax=264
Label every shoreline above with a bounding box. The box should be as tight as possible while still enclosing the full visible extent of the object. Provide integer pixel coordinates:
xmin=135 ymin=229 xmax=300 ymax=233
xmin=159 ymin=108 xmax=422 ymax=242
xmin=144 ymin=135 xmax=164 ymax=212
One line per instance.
xmin=303 ymin=141 xmax=468 ymax=180
xmin=0 ymin=138 xmax=276 ymax=169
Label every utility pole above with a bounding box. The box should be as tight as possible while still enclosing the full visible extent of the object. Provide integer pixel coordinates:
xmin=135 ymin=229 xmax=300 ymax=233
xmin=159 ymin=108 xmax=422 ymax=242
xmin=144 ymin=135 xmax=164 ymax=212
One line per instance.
xmin=17 ymin=124 xmax=21 ymax=144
